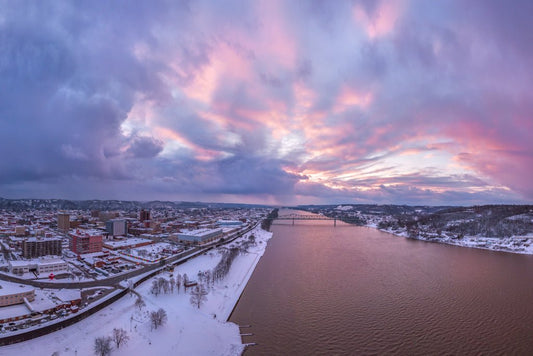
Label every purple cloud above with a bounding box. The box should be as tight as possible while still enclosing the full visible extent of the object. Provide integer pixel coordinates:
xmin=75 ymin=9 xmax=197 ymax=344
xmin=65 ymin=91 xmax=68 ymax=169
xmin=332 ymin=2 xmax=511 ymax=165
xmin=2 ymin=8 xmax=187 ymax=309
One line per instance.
xmin=0 ymin=0 xmax=532 ymax=205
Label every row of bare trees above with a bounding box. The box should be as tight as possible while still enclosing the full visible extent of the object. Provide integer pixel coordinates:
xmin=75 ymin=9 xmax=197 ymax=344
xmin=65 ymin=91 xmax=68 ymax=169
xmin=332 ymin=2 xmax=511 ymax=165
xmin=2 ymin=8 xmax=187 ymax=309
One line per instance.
xmin=212 ymin=247 xmax=239 ymax=282
xmin=150 ymin=272 xmax=192 ymax=296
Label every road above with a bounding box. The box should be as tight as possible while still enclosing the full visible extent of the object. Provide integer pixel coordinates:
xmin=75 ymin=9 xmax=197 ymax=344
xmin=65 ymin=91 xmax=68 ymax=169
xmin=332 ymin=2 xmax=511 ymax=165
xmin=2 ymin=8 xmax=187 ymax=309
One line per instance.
xmin=0 ymin=222 xmax=258 ymax=289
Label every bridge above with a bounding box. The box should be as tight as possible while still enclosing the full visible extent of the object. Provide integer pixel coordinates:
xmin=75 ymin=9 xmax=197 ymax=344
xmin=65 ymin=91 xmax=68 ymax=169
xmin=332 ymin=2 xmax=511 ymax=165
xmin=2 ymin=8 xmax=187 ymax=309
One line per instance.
xmin=274 ymin=214 xmax=338 ymax=226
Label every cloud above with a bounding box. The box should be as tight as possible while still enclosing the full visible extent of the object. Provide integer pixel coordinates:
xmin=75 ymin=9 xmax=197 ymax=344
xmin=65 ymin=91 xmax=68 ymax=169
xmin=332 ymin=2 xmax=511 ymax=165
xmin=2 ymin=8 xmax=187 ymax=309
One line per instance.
xmin=0 ymin=0 xmax=532 ymax=205
xmin=126 ymin=136 xmax=164 ymax=159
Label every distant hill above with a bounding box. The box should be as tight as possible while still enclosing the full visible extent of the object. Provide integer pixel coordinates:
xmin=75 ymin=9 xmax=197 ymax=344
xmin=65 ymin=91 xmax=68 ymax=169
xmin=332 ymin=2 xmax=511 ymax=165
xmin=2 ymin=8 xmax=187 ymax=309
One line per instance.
xmin=0 ymin=198 xmax=271 ymax=211
xmin=303 ymin=204 xmax=533 ymax=238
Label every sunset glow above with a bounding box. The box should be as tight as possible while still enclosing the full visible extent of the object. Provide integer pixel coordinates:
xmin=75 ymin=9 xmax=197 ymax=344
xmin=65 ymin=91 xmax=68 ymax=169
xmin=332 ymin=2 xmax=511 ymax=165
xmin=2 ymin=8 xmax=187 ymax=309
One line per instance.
xmin=0 ymin=0 xmax=532 ymax=205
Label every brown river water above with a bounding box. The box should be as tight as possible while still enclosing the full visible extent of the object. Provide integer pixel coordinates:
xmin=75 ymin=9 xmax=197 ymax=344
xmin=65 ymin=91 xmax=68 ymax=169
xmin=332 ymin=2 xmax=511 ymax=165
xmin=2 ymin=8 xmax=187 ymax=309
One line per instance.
xmin=230 ymin=210 xmax=533 ymax=355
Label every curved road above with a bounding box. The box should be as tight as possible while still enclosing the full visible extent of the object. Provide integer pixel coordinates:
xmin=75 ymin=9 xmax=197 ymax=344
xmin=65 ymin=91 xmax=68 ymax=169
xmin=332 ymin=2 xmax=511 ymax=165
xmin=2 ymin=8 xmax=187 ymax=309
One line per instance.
xmin=0 ymin=222 xmax=258 ymax=289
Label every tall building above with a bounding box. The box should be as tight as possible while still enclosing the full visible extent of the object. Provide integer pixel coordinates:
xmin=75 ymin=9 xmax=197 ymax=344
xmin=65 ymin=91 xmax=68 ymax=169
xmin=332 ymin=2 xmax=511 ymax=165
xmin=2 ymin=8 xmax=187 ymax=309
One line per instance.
xmin=69 ymin=230 xmax=103 ymax=255
xmin=139 ymin=209 xmax=150 ymax=222
xmin=57 ymin=213 xmax=70 ymax=232
xmin=22 ymin=238 xmax=62 ymax=258
xmin=106 ymin=219 xmax=127 ymax=236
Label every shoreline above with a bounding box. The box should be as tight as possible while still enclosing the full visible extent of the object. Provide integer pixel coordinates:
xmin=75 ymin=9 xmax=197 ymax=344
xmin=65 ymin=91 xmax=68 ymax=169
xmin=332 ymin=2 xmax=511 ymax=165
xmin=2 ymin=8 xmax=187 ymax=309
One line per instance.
xmin=367 ymin=224 xmax=533 ymax=255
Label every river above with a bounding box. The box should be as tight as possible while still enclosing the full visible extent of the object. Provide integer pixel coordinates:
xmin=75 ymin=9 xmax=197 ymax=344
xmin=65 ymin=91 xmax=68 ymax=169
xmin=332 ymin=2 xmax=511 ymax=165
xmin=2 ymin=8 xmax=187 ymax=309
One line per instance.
xmin=230 ymin=209 xmax=533 ymax=355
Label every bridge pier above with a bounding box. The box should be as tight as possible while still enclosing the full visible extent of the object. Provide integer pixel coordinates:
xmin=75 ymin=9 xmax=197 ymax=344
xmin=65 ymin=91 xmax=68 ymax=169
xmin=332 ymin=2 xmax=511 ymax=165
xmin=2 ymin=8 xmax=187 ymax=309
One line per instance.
xmin=334 ymin=218 xmax=336 ymax=227
xmin=292 ymin=218 xmax=294 ymax=225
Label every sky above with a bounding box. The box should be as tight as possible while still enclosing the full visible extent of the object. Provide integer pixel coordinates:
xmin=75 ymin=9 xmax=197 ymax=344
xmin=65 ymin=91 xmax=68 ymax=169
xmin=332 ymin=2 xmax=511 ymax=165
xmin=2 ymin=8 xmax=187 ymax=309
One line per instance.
xmin=0 ymin=0 xmax=532 ymax=206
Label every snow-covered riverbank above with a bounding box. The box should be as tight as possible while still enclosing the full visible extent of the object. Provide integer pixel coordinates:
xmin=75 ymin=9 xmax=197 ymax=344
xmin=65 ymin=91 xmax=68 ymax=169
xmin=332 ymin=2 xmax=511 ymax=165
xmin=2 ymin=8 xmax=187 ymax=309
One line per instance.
xmin=373 ymin=225 xmax=533 ymax=255
xmin=2 ymin=225 xmax=273 ymax=356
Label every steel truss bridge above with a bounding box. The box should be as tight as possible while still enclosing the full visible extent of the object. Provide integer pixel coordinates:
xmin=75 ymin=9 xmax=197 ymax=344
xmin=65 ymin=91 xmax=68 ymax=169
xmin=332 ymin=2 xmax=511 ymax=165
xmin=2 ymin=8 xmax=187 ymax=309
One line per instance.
xmin=273 ymin=214 xmax=338 ymax=226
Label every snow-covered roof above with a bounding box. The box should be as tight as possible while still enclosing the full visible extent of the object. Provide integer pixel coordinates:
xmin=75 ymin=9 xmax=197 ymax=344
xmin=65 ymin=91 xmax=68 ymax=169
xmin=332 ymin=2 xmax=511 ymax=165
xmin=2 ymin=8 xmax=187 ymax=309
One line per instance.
xmin=0 ymin=281 xmax=34 ymax=296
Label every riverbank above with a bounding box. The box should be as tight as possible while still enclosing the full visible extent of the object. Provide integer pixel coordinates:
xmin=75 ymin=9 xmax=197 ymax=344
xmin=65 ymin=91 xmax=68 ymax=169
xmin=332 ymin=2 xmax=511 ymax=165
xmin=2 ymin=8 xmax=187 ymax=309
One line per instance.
xmin=1 ymin=225 xmax=273 ymax=356
xmin=371 ymin=224 xmax=533 ymax=255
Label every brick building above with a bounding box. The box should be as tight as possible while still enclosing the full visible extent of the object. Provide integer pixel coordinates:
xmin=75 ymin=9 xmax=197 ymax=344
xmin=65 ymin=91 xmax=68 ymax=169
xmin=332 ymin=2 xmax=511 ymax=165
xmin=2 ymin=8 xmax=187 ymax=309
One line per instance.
xmin=57 ymin=212 xmax=70 ymax=232
xmin=22 ymin=237 xmax=62 ymax=258
xmin=69 ymin=230 xmax=103 ymax=254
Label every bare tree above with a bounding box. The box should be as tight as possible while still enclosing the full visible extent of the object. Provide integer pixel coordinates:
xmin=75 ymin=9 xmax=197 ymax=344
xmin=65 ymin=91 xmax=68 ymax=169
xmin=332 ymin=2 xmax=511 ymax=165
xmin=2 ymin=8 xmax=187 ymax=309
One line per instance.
xmin=204 ymin=270 xmax=212 ymax=290
xmin=94 ymin=336 xmax=112 ymax=356
xmin=190 ymin=284 xmax=208 ymax=309
xmin=112 ymin=328 xmax=129 ymax=349
xmin=151 ymin=280 xmax=160 ymax=296
xmin=150 ymin=308 xmax=168 ymax=330
xmin=183 ymin=273 xmax=189 ymax=293
xmin=135 ymin=297 xmax=146 ymax=311
xmin=157 ymin=277 xmax=165 ymax=292
xmin=160 ymin=278 xmax=170 ymax=294
xmin=176 ymin=273 xmax=182 ymax=294
xmin=197 ymin=271 xmax=203 ymax=283
xmin=169 ymin=276 xmax=175 ymax=293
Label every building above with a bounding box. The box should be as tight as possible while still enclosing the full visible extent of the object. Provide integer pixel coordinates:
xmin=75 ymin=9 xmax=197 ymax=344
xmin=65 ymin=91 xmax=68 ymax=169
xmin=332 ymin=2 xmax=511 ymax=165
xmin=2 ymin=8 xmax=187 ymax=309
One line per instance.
xmin=106 ymin=219 xmax=127 ymax=236
xmin=140 ymin=209 xmax=151 ymax=222
xmin=36 ymin=259 xmax=68 ymax=274
xmin=22 ymin=237 xmax=62 ymax=258
xmin=103 ymin=237 xmax=153 ymax=250
xmin=216 ymin=220 xmax=244 ymax=227
xmin=177 ymin=228 xmax=223 ymax=245
xmin=15 ymin=226 xmax=27 ymax=237
xmin=69 ymin=230 xmax=103 ymax=254
xmin=57 ymin=213 xmax=70 ymax=232
xmin=0 ymin=282 xmax=35 ymax=307
xmin=8 ymin=258 xmax=68 ymax=275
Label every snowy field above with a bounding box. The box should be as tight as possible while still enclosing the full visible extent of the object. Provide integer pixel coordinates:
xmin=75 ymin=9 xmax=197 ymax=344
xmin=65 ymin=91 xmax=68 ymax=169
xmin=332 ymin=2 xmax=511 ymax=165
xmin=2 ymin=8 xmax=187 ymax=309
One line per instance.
xmin=1 ymin=226 xmax=272 ymax=356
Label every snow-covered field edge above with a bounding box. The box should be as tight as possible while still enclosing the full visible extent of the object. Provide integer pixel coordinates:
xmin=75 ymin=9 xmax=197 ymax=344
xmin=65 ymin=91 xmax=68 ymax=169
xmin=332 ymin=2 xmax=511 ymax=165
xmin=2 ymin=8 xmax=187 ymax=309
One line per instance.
xmin=371 ymin=224 xmax=533 ymax=255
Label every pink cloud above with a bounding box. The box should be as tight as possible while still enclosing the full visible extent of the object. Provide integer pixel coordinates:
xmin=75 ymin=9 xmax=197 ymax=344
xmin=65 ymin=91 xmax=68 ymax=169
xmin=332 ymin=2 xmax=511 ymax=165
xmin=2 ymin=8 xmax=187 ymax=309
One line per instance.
xmin=353 ymin=0 xmax=405 ymax=39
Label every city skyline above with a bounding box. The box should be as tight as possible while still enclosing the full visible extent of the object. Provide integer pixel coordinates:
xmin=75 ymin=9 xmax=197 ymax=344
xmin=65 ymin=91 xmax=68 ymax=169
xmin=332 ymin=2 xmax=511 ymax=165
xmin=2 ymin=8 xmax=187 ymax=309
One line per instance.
xmin=1 ymin=1 xmax=532 ymax=206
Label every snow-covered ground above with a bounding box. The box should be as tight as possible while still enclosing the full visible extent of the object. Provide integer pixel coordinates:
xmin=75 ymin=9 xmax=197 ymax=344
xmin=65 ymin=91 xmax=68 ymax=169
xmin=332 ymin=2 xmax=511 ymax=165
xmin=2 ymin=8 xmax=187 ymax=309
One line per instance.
xmin=378 ymin=227 xmax=533 ymax=255
xmin=1 ymin=225 xmax=273 ymax=356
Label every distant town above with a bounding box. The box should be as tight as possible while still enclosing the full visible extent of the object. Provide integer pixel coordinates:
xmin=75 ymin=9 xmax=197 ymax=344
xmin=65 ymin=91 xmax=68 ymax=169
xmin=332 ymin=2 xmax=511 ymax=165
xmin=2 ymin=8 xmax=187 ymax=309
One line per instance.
xmin=0 ymin=198 xmax=269 ymax=342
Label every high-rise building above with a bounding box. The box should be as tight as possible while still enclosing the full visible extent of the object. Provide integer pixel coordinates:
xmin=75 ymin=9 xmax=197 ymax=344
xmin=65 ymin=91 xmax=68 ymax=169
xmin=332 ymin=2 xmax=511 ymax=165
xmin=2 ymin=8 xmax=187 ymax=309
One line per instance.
xmin=106 ymin=219 xmax=127 ymax=236
xmin=69 ymin=230 xmax=103 ymax=254
xmin=22 ymin=238 xmax=62 ymax=258
xmin=57 ymin=213 xmax=70 ymax=232
xmin=139 ymin=209 xmax=151 ymax=222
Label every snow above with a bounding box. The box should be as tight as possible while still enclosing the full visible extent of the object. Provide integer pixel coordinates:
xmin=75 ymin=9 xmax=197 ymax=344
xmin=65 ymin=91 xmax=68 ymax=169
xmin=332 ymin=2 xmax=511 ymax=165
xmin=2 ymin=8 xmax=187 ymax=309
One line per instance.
xmin=2 ymin=225 xmax=273 ymax=355
xmin=377 ymin=227 xmax=533 ymax=255
xmin=335 ymin=205 xmax=353 ymax=211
